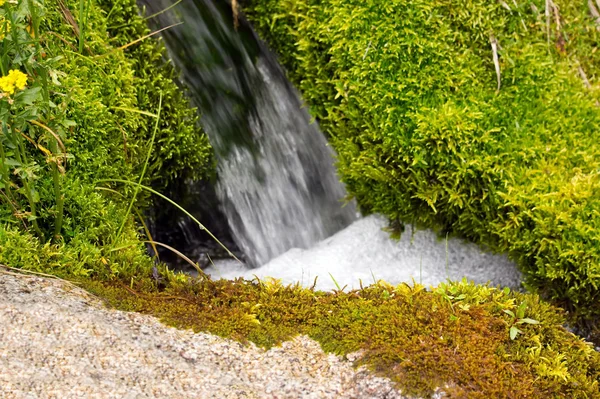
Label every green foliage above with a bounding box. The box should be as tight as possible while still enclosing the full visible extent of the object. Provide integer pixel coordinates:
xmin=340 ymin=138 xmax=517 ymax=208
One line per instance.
xmin=243 ymin=0 xmax=600 ymax=328
xmin=96 ymin=0 xmax=214 ymax=188
xmin=81 ymin=273 xmax=600 ymax=398
xmin=0 ymin=0 xmax=69 ymax=241
xmin=0 ymin=0 xmax=214 ymax=280
xmin=0 ymin=2 xmax=596 ymax=397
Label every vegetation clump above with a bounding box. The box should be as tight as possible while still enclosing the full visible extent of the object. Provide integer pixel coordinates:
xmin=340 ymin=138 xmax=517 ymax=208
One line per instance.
xmin=0 ymin=0 xmax=212 ymax=278
xmin=242 ymin=0 xmax=600 ymax=332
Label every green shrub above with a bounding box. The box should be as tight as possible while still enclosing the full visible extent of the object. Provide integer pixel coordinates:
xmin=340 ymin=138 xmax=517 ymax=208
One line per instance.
xmin=96 ymin=0 xmax=215 ymax=188
xmin=243 ymin=0 xmax=600 ymax=327
xmin=0 ymin=0 xmax=214 ymax=279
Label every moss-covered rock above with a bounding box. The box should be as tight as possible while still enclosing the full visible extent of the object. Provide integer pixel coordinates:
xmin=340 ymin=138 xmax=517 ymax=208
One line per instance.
xmin=76 ymin=272 xmax=600 ymax=398
xmin=242 ymin=0 xmax=600 ymax=330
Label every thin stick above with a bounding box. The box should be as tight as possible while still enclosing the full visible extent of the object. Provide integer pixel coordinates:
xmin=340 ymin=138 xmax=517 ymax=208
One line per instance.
xmin=110 ymin=0 xmax=185 ymax=31
xmin=110 ymin=107 xmax=158 ymax=118
xmin=28 ymin=120 xmax=66 ymax=152
xmin=362 ymin=40 xmax=372 ymax=61
xmin=490 ymin=36 xmax=501 ymax=91
xmin=134 ymin=208 xmax=159 ymax=262
xmin=78 ymin=0 xmax=85 ymax=53
xmin=0 ymin=264 xmax=97 ymax=296
xmin=96 ymin=23 xmax=184 ymax=58
xmin=125 ymin=22 xmax=171 ymax=47
xmin=498 ymin=1 xmax=511 ymax=11
xmin=116 ymin=121 xmax=128 ymax=162
xmin=96 ymin=180 xmax=241 ymax=263
xmin=511 ymin=0 xmax=528 ymax=32
xmin=142 ymin=240 xmax=205 ymax=276
xmin=58 ymin=0 xmax=80 ymax=37
xmin=589 ymin=0 xmax=600 ymax=29
xmin=232 ymin=0 xmax=239 ymax=30
xmin=0 ymin=190 xmax=26 ymax=229
xmin=97 ymin=189 xmax=157 ymax=252
xmin=578 ymin=64 xmax=592 ymax=89
xmin=144 ymin=0 xmax=183 ymax=21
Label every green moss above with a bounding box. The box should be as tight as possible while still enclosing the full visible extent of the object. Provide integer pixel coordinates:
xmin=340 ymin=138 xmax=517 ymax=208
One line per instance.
xmin=242 ymin=0 xmax=600 ymax=331
xmin=95 ymin=0 xmax=215 ymax=188
xmin=73 ymin=271 xmax=600 ymax=398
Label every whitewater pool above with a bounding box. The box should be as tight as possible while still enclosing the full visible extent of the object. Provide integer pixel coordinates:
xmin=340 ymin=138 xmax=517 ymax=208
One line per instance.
xmin=205 ymin=214 xmax=522 ymax=292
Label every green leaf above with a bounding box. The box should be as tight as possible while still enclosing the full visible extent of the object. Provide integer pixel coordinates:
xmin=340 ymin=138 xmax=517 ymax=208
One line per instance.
xmin=62 ymin=119 xmax=77 ymax=128
xmin=13 ymin=87 xmax=42 ymax=106
xmin=30 ymin=188 xmax=40 ymax=203
xmin=517 ymin=318 xmax=540 ymax=325
xmin=509 ymin=326 xmax=521 ymax=340
xmin=503 ymin=309 xmax=515 ymax=318
xmin=516 ymin=301 xmax=527 ymax=319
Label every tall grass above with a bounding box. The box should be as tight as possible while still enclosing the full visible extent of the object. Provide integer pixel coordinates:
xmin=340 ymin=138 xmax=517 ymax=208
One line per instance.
xmin=114 ymin=93 xmax=162 ymax=244
xmin=98 ymin=178 xmax=241 ymax=263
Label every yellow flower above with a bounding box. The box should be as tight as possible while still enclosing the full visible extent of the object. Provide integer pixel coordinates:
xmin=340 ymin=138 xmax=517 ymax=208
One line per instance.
xmin=0 ymin=69 xmax=27 ymax=95
xmin=0 ymin=0 xmax=6 ymax=6
xmin=0 ymin=16 xmax=10 ymax=40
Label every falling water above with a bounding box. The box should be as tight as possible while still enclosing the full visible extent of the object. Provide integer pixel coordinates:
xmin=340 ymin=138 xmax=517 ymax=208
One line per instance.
xmin=139 ymin=0 xmax=522 ymax=295
xmin=139 ymin=0 xmax=357 ymax=266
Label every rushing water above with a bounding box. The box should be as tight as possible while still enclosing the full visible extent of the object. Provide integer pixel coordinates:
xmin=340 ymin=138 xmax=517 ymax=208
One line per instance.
xmin=205 ymin=215 xmax=523 ymax=291
xmin=139 ymin=0 xmax=357 ymax=267
xmin=139 ymin=0 xmax=522 ymax=293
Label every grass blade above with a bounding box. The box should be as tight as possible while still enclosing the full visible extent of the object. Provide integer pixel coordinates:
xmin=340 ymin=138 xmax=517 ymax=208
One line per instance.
xmin=114 ymin=92 xmax=162 ymax=244
xmin=97 ymin=178 xmax=241 ymax=263
xmin=142 ymin=240 xmax=205 ymax=276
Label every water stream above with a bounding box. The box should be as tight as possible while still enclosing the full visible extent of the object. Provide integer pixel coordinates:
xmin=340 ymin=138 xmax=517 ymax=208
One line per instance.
xmin=139 ymin=0 xmax=522 ymax=290
xmin=140 ymin=0 xmax=357 ymax=267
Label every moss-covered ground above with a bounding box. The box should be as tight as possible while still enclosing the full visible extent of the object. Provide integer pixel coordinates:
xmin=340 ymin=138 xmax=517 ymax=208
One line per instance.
xmin=241 ymin=0 xmax=600 ymax=335
xmin=73 ymin=272 xmax=598 ymax=398
xmin=0 ymin=0 xmax=598 ymax=397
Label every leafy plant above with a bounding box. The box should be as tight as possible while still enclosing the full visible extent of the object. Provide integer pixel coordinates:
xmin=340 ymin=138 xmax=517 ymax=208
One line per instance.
xmin=503 ymin=300 xmax=540 ymax=340
xmin=0 ymin=0 xmax=71 ymax=241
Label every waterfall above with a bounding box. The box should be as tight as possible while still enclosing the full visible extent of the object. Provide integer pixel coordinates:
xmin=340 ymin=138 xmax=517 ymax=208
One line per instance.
xmin=138 ymin=0 xmax=357 ymax=266
xmin=139 ymin=0 xmax=523 ymax=292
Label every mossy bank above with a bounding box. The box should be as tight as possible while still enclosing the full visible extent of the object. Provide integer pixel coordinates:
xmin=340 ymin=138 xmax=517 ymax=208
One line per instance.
xmin=0 ymin=0 xmax=212 ymax=277
xmin=242 ymin=0 xmax=600 ymax=333
xmin=0 ymin=0 xmax=598 ymax=398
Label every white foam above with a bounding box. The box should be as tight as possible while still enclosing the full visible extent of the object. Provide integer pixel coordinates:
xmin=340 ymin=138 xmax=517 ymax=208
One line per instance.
xmin=205 ymin=215 xmax=522 ymax=292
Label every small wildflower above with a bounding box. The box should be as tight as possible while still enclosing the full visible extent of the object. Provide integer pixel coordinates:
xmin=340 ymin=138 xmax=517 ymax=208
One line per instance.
xmin=0 ymin=69 xmax=27 ymax=95
xmin=0 ymin=16 xmax=10 ymax=40
xmin=0 ymin=0 xmax=6 ymax=6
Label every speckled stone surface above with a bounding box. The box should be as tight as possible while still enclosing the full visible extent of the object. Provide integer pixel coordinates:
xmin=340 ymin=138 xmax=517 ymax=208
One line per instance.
xmin=0 ymin=270 xmax=408 ymax=399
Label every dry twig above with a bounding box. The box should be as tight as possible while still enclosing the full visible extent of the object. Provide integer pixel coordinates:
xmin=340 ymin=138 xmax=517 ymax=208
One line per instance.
xmin=232 ymin=0 xmax=239 ymax=30
xmin=589 ymin=0 xmax=600 ymax=29
xmin=490 ymin=36 xmax=501 ymax=91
